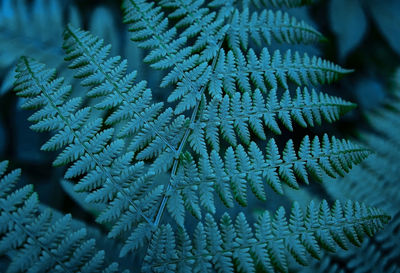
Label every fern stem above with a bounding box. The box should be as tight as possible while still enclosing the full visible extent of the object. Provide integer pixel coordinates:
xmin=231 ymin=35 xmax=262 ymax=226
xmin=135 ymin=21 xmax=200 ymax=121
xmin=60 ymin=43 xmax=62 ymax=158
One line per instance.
xmin=152 ymin=8 xmax=233 ymax=228
xmin=126 ymin=0 xmax=212 ymax=227
xmin=22 ymin=56 xmax=154 ymax=227
xmin=65 ymin=25 xmax=178 ymax=155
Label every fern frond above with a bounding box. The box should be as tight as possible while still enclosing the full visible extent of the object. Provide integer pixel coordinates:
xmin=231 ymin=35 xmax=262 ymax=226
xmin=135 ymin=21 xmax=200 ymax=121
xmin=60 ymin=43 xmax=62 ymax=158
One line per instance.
xmin=0 ymin=160 xmax=126 ymax=273
xmin=227 ymin=48 xmax=351 ymax=91
xmin=198 ymin=87 xmax=355 ymax=149
xmin=14 ymin=57 xmax=162 ymax=256
xmin=227 ymin=8 xmax=324 ymax=49
xmin=143 ymin=200 xmax=390 ymax=272
xmin=169 ymin=134 xmax=370 ymax=222
xmin=301 ymin=213 xmax=400 ymax=273
xmin=63 ymin=25 xmax=186 ymax=173
xmin=165 ymin=46 xmax=349 ymax=113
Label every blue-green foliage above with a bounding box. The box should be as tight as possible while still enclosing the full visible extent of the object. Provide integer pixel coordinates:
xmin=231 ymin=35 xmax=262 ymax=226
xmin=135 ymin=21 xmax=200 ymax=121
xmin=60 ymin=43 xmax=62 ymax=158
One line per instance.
xmin=123 ymin=0 xmax=349 ymax=114
xmin=144 ymin=200 xmax=389 ymax=273
xmin=0 ymin=160 xmax=127 ymax=273
xmin=329 ymin=0 xmax=400 ymax=59
xmin=63 ymin=25 xmax=186 ymax=174
xmin=14 ymin=56 xmax=161 ymax=257
xmin=319 ymin=79 xmax=400 ymax=273
xmin=0 ymin=0 xmax=75 ymax=95
xmin=4 ymin=0 xmax=393 ymax=271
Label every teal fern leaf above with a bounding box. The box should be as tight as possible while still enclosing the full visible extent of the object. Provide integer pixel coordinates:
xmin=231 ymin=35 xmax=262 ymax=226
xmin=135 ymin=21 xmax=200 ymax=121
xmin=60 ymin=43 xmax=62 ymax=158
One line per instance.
xmin=13 ymin=57 xmax=161 ymax=256
xmin=0 ymin=160 xmax=126 ymax=273
xmin=161 ymin=0 xmax=324 ymax=49
xmin=62 ymin=24 xmax=186 ymax=174
xmin=199 ymin=87 xmax=355 ymax=148
xmin=122 ymin=0 xmax=371 ymax=230
xmin=123 ymin=0 xmax=350 ymax=114
xmin=144 ymin=200 xmax=390 ymax=273
xmin=168 ymin=134 xmax=370 ymax=223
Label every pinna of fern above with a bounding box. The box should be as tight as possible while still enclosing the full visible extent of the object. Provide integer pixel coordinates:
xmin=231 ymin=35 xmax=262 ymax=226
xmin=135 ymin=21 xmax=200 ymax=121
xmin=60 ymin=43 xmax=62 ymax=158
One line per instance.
xmin=144 ymin=199 xmax=390 ymax=273
xmin=62 ymin=24 xmax=187 ymax=175
xmin=0 ymin=160 xmax=127 ymax=273
xmin=13 ymin=56 xmax=162 ymax=258
xmin=165 ymin=134 xmax=371 ymax=226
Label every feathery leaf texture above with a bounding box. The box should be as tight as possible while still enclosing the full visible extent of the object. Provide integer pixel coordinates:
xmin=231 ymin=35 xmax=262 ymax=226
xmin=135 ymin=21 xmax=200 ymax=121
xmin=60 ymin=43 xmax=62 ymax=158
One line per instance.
xmin=0 ymin=160 xmax=125 ymax=273
xmin=197 ymin=87 xmax=355 ymax=149
xmin=168 ymin=134 xmax=370 ymax=224
xmin=13 ymin=57 xmax=162 ymax=256
xmin=300 ymin=214 xmax=400 ymax=273
xmin=62 ymin=25 xmax=186 ymax=173
xmin=316 ymin=78 xmax=400 ymax=273
xmin=123 ymin=0 xmax=350 ymax=114
xmin=162 ymin=0 xmax=324 ymax=49
xmin=144 ymin=200 xmax=390 ymax=273
xmin=8 ymin=0 xmax=392 ymax=271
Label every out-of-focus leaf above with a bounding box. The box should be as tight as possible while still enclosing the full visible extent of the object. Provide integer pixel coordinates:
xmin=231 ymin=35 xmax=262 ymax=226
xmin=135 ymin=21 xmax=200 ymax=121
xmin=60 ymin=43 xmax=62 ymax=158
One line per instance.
xmin=89 ymin=6 xmax=120 ymax=55
xmin=0 ymin=67 xmax=16 ymax=96
xmin=354 ymin=77 xmax=386 ymax=110
xmin=68 ymin=5 xmax=82 ymax=28
xmin=0 ymin=119 xmax=5 ymax=155
xmin=14 ymin=109 xmax=45 ymax=162
xmin=367 ymin=0 xmax=400 ymax=56
xmin=329 ymin=0 xmax=367 ymax=60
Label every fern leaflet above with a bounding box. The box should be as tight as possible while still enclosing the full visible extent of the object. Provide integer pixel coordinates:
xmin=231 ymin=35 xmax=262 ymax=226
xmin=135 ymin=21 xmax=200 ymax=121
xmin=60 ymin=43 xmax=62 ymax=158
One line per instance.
xmin=0 ymin=160 xmax=126 ymax=273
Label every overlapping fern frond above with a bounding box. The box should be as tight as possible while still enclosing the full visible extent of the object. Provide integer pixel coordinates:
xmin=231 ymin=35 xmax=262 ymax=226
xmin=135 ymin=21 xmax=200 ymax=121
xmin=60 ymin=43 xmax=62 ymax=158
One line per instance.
xmin=123 ymin=0 xmax=351 ymax=115
xmin=120 ymin=0 xmax=370 ymax=226
xmin=7 ymin=0 xmax=393 ymax=271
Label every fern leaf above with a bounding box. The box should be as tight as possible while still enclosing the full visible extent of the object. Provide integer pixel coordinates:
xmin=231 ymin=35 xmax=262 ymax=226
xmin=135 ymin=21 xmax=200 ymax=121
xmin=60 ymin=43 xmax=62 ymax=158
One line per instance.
xmin=236 ymin=48 xmax=352 ymax=90
xmin=229 ymin=8 xmax=323 ymax=50
xmin=0 ymin=161 xmax=124 ymax=273
xmin=14 ymin=57 xmax=162 ymax=257
xmin=201 ymin=88 xmax=355 ymax=150
xmin=166 ymin=134 xmax=369 ymax=221
xmin=63 ymin=25 xmax=185 ymax=172
xmin=143 ymin=200 xmax=390 ymax=272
